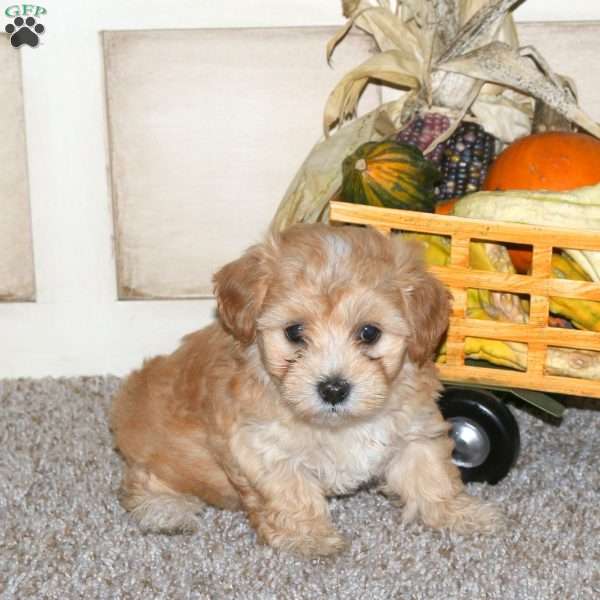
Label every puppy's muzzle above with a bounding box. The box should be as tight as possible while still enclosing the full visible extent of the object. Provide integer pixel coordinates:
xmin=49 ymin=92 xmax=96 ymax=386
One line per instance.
xmin=317 ymin=376 xmax=352 ymax=406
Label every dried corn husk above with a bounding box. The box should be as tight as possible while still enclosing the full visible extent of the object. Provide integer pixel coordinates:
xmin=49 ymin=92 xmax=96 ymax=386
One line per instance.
xmin=532 ymin=74 xmax=578 ymax=134
xmin=324 ymin=0 xmax=528 ymax=136
xmin=436 ymin=41 xmax=600 ymax=137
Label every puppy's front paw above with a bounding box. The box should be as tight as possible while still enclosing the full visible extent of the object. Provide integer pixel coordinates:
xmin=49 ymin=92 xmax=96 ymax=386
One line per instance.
xmin=256 ymin=519 xmax=347 ymax=557
xmin=413 ymin=493 xmax=503 ymax=535
xmin=129 ymin=498 xmax=201 ymax=535
xmin=290 ymin=530 xmax=348 ymax=558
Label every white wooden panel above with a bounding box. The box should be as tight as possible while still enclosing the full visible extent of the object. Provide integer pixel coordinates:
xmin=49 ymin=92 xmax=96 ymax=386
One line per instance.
xmin=516 ymin=2 xmax=600 ymax=21
xmin=0 ymin=41 xmax=34 ymax=301
xmin=104 ymin=28 xmax=377 ymax=299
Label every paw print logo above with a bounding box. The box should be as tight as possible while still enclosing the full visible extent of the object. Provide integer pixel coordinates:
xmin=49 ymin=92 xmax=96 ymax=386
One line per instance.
xmin=5 ymin=16 xmax=45 ymax=48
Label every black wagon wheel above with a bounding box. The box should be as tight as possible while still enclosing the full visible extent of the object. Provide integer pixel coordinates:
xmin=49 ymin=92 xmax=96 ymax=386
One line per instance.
xmin=438 ymin=387 xmax=520 ymax=485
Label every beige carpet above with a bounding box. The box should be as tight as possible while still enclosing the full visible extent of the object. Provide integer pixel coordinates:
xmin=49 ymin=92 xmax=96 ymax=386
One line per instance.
xmin=1 ymin=376 xmax=598 ymax=599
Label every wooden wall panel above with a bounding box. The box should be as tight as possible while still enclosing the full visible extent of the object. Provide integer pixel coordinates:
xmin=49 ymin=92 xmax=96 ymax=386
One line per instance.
xmin=104 ymin=28 xmax=377 ymax=299
xmin=0 ymin=40 xmax=34 ymax=301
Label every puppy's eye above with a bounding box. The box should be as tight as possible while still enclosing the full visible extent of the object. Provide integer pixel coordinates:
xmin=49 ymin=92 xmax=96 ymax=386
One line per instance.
xmin=284 ymin=323 xmax=305 ymax=344
xmin=358 ymin=324 xmax=381 ymax=345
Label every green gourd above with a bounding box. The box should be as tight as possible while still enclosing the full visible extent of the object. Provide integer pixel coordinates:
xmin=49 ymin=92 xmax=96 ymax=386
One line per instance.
xmin=341 ymin=141 xmax=440 ymax=212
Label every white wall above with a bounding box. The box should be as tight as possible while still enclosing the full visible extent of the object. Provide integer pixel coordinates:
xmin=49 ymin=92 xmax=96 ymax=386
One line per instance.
xmin=2 ymin=0 xmax=600 ymax=378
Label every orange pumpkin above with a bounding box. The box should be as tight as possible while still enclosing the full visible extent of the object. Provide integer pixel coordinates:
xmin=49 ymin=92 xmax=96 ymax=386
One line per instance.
xmin=483 ymin=131 xmax=600 ymax=273
xmin=434 ymin=198 xmax=458 ymax=215
xmin=500 ymin=243 xmax=533 ymax=274
xmin=484 ymin=131 xmax=600 ymax=192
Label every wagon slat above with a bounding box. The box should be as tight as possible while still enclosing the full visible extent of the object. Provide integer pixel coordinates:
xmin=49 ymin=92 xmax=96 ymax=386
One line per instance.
xmin=329 ymin=201 xmax=600 ymax=399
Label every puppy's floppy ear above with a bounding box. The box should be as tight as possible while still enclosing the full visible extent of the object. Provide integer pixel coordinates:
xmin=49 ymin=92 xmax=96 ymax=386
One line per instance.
xmin=212 ymin=240 xmax=274 ymax=344
xmin=393 ymin=239 xmax=451 ymax=366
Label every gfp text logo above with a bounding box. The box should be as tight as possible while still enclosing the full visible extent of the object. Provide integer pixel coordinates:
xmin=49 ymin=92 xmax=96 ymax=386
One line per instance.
xmin=5 ymin=4 xmax=46 ymax=17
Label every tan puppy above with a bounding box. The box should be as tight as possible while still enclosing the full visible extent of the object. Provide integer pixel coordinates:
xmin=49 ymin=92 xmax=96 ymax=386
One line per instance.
xmin=111 ymin=223 xmax=499 ymax=556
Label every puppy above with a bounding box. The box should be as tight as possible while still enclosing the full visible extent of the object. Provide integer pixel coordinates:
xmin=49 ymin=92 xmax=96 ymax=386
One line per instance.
xmin=111 ymin=223 xmax=499 ymax=556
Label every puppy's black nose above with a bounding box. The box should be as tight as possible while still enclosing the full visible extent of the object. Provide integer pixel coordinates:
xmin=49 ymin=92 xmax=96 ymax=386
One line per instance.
xmin=318 ymin=377 xmax=351 ymax=405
